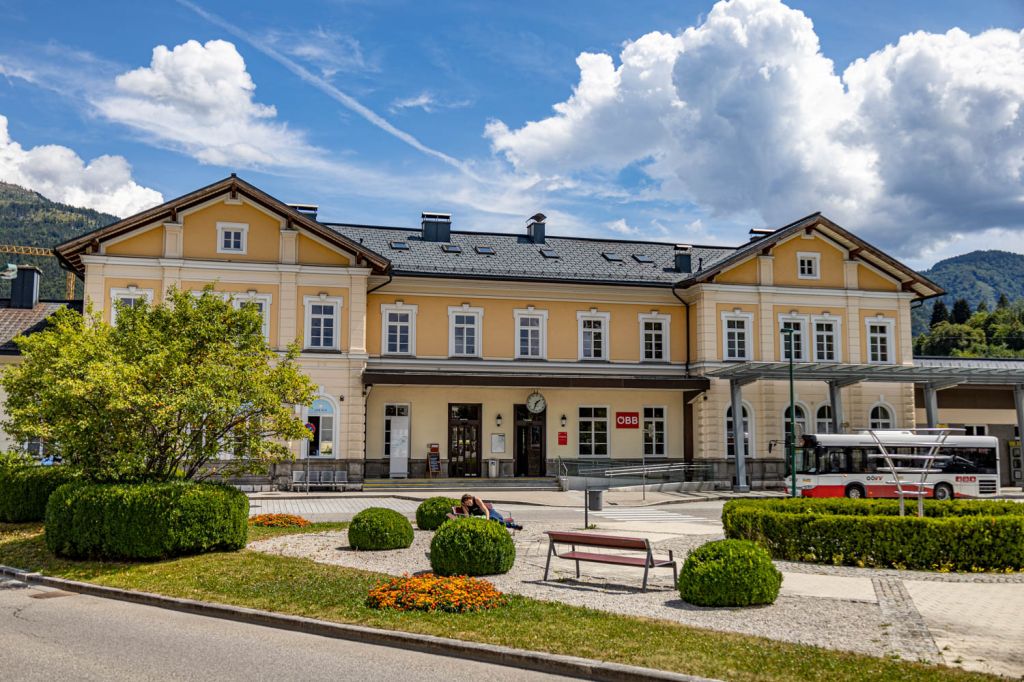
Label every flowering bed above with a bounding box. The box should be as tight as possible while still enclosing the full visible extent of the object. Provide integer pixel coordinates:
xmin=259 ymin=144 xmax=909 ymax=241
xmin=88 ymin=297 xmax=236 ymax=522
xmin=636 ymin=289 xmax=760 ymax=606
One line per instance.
xmin=249 ymin=513 xmax=311 ymax=528
xmin=366 ymin=573 xmax=507 ymax=613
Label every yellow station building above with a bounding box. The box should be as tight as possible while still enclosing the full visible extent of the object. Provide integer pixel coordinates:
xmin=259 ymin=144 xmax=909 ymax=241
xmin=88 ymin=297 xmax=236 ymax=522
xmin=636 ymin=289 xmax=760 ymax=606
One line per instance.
xmin=54 ymin=175 xmax=948 ymax=487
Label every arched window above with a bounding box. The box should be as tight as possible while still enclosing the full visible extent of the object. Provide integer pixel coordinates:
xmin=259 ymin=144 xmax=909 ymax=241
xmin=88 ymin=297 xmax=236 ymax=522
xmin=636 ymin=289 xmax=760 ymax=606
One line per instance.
xmin=869 ymin=404 xmax=893 ymax=430
xmin=782 ymin=404 xmax=807 ymax=444
xmin=816 ymin=404 xmax=833 ymax=433
xmin=307 ymin=397 xmax=336 ymax=457
xmin=726 ymin=404 xmax=752 ymax=458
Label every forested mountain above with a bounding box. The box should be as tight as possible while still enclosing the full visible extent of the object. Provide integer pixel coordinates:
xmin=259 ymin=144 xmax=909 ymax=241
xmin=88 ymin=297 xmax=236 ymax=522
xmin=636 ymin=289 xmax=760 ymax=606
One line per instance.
xmin=911 ymin=250 xmax=1024 ymax=335
xmin=0 ymin=182 xmax=119 ymax=300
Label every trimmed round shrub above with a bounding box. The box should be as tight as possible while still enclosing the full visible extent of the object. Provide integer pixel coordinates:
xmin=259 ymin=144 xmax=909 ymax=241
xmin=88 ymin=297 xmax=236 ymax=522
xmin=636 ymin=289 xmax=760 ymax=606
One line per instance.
xmin=45 ymin=481 xmax=248 ymax=560
xmin=416 ymin=496 xmax=460 ymax=531
xmin=430 ymin=517 xmax=515 ymax=576
xmin=0 ymin=466 xmax=79 ymax=522
xmin=679 ymin=539 xmax=782 ymax=607
xmin=348 ymin=507 xmax=414 ymax=551
xmin=722 ymin=498 xmax=1024 ymax=571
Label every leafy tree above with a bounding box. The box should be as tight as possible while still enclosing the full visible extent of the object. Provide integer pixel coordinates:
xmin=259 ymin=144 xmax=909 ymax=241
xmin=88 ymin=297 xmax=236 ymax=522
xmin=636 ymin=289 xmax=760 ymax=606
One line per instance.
xmin=1 ymin=287 xmax=316 ymax=482
xmin=915 ymin=321 xmax=985 ymax=356
xmin=951 ymin=298 xmax=972 ymax=324
xmin=929 ymin=300 xmax=950 ymax=327
xmin=976 ymin=300 xmax=989 ymax=313
xmin=997 ymin=293 xmax=1010 ymax=310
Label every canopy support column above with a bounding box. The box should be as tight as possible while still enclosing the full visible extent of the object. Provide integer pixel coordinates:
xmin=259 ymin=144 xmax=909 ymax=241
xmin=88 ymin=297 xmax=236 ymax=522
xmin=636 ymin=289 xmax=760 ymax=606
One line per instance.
xmin=730 ymin=379 xmax=750 ymax=493
xmin=827 ymin=380 xmax=844 ymax=434
xmin=1014 ymin=385 xmax=1024 ymax=453
xmin=923 ymin=385 xmax=940 ymax=429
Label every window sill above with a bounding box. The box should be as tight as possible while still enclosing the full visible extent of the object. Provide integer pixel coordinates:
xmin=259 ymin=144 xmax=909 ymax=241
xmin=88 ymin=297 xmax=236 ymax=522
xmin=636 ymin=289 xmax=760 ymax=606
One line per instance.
xmin=303 ymin=348 xmax=343 ymax=354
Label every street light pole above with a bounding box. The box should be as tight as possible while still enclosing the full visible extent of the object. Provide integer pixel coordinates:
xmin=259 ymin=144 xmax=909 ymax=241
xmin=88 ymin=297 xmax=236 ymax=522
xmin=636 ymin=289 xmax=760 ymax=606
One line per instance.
xmin=781 ymin=327 xmax=797 ymax=498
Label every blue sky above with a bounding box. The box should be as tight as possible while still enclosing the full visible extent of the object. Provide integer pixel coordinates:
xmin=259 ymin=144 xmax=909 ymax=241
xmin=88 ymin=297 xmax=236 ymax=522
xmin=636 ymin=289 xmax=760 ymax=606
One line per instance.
xmin=1 ymin=0 xmax=1022 ymax=269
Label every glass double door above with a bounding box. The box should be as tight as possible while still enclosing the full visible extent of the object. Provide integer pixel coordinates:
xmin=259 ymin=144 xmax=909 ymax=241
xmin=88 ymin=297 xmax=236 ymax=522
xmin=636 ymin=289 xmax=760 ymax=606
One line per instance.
xmin=448 ymin=403 xmax=481 ymax=477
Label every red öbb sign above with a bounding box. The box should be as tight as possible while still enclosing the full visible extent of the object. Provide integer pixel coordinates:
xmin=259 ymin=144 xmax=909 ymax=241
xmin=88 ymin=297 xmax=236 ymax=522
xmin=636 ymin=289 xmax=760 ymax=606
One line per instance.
xmin=616 ymin=412 xmax=640 ymax=428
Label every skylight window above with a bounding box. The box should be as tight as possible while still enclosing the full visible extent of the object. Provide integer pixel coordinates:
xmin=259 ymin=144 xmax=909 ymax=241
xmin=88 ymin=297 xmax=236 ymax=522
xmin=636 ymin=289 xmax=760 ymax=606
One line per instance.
xmin=441 ymin=244 xmax=462 ymax=253
xmin=389 ymin=241 xmax=410 ymax=250
xmin=602 ymin=252 xmax=623 ymax=262
xmin=475 ymin=246 xmax=496 ymax=255
xmin=632 ymin=254 xmax=654 ymax=264
xmin=540 ymin=248 xmax=559 ymax=259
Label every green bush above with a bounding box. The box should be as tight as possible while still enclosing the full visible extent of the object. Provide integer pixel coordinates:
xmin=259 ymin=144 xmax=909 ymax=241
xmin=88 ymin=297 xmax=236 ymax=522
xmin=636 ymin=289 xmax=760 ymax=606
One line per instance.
xmin=415 ymin=496 xmax=460 ymax=531
xmin=0 ymin=465 xmax=78 ymax=522
xmin=348 ymin=507 xmax=414 ymax=551
xmin=45 ymin=481 xmax=248 ymax=560
xmin=678 ymin=539 xmax=782 ymax=607
xmin=430 ymin=517 xmax=515 ymax=576
xmin=722 ymin=498 xmax=1024 ymax=571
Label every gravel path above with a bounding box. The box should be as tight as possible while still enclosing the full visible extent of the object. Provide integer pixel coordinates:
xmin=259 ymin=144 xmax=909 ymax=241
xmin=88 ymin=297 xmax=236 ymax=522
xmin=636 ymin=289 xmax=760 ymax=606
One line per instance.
xmin=249 ymin=525 xmax=893 ymax=658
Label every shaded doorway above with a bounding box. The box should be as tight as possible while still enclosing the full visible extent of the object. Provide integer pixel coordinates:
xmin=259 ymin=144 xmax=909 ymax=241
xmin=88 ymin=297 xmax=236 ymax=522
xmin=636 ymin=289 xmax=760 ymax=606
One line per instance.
xmin=514 ymin=405 xmax=546 ymax=477
xmin=448 ymin=403 xmax=482 ymax=477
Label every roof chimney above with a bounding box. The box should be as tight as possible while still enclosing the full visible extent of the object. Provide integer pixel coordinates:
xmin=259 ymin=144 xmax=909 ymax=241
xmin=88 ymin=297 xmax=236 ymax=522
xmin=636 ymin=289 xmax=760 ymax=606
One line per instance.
xmin=288 ymin=203 xmax=319 ymax=220
xmin=421 ymin=212 xmax=451 ymax=242
xmin=527 ymin=213 xmax=546 ymax=244
xmin=11 ymin=265 xmax=40 ymax=309
xmin=748 ymin=227 xmax=774 ymax=242
xmin=674 ymin=246 xmax=692 ymax=274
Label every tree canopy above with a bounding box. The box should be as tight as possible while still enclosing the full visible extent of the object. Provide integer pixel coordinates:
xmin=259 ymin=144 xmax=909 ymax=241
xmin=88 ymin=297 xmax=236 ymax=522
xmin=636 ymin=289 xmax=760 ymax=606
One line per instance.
xmin=1 ymin=287 xmax=317 ymax=481
xmin=914 ymin=299 xmax=1024 ymax=358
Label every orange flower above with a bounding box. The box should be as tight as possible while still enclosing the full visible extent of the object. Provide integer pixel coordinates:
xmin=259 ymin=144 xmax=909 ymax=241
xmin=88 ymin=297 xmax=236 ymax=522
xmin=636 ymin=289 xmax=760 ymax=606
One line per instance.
xmin=249 ymin=513 xmax=311 ymax=528
xmin=366 ymin=573 xmax=506 ymax=613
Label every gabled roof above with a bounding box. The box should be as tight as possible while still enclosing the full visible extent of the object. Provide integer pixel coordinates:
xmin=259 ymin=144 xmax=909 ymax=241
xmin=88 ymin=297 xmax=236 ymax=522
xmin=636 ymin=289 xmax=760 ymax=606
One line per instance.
xmin=329 ymin=223 xmax=734 ymax=286
xmin=54 ymin=175 xmax=390 ymax=275
xmin=676 ymin=212 xmax=945 ymax=299
xmin=0 ymin=300 xmax=81 ymax=353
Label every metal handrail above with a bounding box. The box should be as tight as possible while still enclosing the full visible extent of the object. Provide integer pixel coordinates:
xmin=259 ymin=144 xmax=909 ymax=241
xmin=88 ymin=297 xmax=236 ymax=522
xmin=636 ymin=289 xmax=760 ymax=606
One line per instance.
xmin=866 ymin=427 xmax=962 ymax=517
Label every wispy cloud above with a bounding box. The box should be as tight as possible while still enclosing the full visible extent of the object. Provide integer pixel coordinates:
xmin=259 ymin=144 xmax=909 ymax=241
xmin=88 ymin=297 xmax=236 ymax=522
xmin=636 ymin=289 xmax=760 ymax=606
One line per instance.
xmin=264 ymin=27 xmax=376 ymax=79
xmin=389 ymin=91 xmax=471 ymax=114
xmin=176 ymin=0 xmax=477 ymax=178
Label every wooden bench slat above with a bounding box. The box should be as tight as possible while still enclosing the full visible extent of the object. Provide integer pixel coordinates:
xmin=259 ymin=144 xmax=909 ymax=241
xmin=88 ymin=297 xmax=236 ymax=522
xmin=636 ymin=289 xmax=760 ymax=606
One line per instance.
xmin=557 ymin=551 xmax=648 ymax=567
xmin=545 ymin=531 xmax=649 ymax=551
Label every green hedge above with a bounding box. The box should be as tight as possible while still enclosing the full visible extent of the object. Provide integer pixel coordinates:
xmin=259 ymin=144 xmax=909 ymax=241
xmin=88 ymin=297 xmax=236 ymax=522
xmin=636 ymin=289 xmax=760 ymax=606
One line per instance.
xmin=430 ymin=517 xmax=516 ymax=576
xmin=679 ymin=539 xmax=782 ymax=607
xmin=45 ymin=481 xmax=248 ymax=560
xmin=348 ymin=507 xmax=414 ymax=551
xmin=722 ymin=498 xmax=1024 ymax=571
xmin=0 ymin=466 xmax=78 ymax=522
xmin=415 ymin=496 xmax=460 ymax=531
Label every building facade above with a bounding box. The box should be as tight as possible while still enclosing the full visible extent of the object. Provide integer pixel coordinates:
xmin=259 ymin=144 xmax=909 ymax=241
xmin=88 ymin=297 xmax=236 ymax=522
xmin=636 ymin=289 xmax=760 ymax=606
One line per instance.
xmin=54 ymin=176 xmax=944 ymax=486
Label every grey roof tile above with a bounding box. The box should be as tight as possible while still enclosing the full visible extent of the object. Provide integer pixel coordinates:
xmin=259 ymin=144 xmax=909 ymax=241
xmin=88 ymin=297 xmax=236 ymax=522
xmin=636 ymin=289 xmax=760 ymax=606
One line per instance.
xmin=325 ymin=223 xmax=735 ymax=286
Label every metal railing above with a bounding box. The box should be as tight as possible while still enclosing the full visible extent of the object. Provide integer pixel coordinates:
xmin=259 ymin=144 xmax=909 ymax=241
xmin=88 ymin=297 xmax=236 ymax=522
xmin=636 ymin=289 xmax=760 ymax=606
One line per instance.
xmin=866 ymin=427 xmax=959 ymax=517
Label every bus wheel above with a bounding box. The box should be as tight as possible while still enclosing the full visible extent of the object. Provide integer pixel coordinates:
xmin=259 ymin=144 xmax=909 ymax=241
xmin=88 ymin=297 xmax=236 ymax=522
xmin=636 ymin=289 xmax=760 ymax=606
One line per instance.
xmin=934 ymin=483 xmax=953 ymax=501
xmin=845 ymin=484 xmax=865 ymax=499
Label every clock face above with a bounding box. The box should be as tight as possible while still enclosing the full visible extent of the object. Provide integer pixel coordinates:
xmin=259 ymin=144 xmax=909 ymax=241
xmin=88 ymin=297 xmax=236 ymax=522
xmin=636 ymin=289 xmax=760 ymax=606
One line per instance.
xmin=526 ymin=392 xmax=547 ymax=414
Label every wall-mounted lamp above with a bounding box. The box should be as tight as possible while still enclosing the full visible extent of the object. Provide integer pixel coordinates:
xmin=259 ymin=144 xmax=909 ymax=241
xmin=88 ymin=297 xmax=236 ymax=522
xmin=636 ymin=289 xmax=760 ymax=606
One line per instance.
xmin=560 ymin=414 xmax=567 ymax=427
xmin=496 ymin=414 xmax=503 ymax=428
xmin=338 ymin=395 xmax=345 ymax=402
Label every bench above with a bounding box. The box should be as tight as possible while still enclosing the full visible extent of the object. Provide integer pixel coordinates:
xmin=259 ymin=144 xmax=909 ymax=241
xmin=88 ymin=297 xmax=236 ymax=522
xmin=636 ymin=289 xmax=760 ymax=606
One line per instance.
xmin=290 ymin=470 xmax=349 ymax=492
xmin=543 ymin=531 xmax=676 ymax=592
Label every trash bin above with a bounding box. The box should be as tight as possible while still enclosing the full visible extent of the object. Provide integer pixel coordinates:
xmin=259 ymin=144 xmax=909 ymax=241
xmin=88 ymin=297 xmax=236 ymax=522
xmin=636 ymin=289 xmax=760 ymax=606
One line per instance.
xmin=587 ymin=489 xmax=604 ymax=511
xmin=487 ymin=459 xmax=499 ymax=478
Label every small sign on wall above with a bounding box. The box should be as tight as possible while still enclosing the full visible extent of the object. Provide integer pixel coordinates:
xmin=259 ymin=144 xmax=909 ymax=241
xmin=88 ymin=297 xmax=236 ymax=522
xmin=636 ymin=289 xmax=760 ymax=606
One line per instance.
xmin=616 ymin=412 xmax=640 ymax=428
xmin=557 ymin=431 xmax=568 ymax=445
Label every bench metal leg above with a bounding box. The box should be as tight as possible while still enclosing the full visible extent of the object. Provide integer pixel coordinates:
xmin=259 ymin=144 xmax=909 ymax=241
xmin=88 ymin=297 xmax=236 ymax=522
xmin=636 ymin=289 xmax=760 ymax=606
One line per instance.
xmin=572 ymin=544 xmax=579 ymax=578
xmin=670 ymin=550 xmax=678 ymax=587
xmin=642 ymin=564 xmax=650 ymax=592
xmin=543 ymin=542 xmax=554 ymax=582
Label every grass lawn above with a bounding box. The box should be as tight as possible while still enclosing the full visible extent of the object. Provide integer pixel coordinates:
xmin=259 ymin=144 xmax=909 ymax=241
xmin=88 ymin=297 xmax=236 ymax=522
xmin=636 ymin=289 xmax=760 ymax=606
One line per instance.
xmin=0 ymin=522 xmax=996 ymax=682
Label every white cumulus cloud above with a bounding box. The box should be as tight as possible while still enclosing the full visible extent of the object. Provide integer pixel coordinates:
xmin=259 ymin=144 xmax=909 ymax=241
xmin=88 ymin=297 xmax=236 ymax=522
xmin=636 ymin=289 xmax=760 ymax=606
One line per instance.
xmin=486 ymin=0 xmax=1024 ymax=255
xmin=0 ymin=114 xmax=163 ymax=216
xmin=95 ymin=39 xmax=317 ymax=167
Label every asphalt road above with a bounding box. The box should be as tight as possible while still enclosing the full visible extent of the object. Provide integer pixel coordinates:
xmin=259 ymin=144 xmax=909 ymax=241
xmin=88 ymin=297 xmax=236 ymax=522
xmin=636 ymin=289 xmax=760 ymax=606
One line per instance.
xmin=0 ymin=580 xmax=573 ymax=682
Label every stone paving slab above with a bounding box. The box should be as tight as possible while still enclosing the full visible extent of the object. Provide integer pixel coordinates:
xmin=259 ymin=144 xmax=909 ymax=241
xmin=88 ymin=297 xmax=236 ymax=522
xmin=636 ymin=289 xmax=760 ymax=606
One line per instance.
xmin=779 ymin=573 xmax=876 ymax=603
xmin=904 ymin=580 xmax=1024 ymax=677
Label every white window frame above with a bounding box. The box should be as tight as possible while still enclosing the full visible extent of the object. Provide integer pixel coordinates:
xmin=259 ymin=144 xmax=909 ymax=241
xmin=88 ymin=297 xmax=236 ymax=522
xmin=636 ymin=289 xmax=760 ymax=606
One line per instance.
xmin=216 ymin=221 xmax=249 ymax=254
xmin=797 ymin=251 xmax=820 ymax=280
xmin=811 ymin=314 xmax=841 ymax=363
xmin=304 ymin=295 xmax=342 ymax=351
xmin=865 ymin=316 xmax=895 ymax=365
xmin=869 ymin=402 xmax=895 ymax=430
xmin=815 ymin=403 xmax=834 ymax=434
xmin=383 ymin=403 xmax=411 ymax=458
xmin=109 ymin=286 xmax=154 ymax=325
xmin=304 ymin=393 xmax=338 ymax=458
xmin=964 ymin=424 xmax=987 ymax=436
xmin=639 ymin=313 xmax=670 ymax=362
xmin=643 ymin=406 xmax=667 ymax=458
xmin=448 ymin=305 xmax=484 ymax=358
xmin=725 ymin=401 xmax=754 ymax=459
xmin=721 ymin=310 xmax=753 ymax=361
xmin=577 ymin=310 xmax=611 ymax=361
xmin=231 ymin=292 xmax=272 ymax=341
xmin=513 ymin=308 xmax=548 ymax=360
xmin=578 ymin=405 xmax=610 ymax=458
xmin=778 ymin=314 xmax=809 ymax=362
xmin=381 ymin=303 xmax=417 ymax=356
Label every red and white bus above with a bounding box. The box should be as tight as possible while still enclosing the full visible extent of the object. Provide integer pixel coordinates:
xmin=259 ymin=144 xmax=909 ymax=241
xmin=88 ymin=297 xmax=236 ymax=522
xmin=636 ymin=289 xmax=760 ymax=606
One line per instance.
xmin=788 ymin=431 xmax=1000 ymax=500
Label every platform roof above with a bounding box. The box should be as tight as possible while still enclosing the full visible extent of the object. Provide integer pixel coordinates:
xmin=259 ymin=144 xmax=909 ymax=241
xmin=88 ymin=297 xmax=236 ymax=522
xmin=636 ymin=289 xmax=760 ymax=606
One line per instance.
xmin=707 ymin=362 xmax=1024 ymax=387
